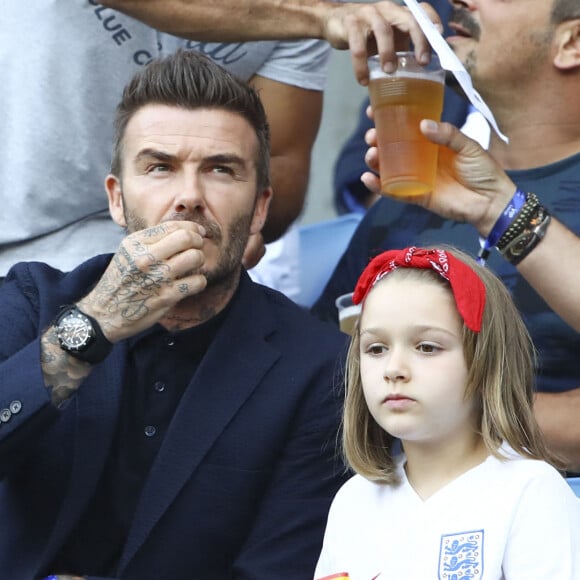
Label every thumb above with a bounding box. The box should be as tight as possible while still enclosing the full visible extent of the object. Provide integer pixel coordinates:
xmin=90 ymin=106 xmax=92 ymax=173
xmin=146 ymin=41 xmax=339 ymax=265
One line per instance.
xmin=420 ymin=119 xmax=483 ymax=157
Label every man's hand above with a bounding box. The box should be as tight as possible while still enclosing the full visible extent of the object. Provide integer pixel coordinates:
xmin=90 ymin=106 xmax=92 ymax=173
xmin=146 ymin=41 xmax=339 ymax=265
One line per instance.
xmin=78 ymin=221 xmax=207 ymax=342
xmin=361 ymin=113 xmax=516 ymax=236
xmin=99 ymin=0 xmax=440 ymax=86
xmin=323 ymin=1 xmax=443 ymax=85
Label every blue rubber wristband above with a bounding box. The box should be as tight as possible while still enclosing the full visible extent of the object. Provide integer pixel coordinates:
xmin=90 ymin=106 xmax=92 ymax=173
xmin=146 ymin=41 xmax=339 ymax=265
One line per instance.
xmin=477 ymin=188 xmax=527 ymax=265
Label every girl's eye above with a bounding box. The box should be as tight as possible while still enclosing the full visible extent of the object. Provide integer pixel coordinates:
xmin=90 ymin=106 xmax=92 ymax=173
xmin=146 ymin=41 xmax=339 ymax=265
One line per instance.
xmin=366 ymin=344 xmax=387 ymax=355
xmin=418 ymin=343 xmax=440 ymax=354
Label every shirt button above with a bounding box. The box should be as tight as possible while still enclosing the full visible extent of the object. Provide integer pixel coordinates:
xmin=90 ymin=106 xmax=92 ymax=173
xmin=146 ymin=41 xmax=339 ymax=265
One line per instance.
xmin=166 ymin=338 xmax=175 ymax=347
xmin=10 ymin=401 xmax=22 ymax=414
xmin=0 ymin=409 xmax=11 ymax=423
xmin=154 ymin=381 xmax=166 ymax=393
xmin=144 ymin=425 xmax=157 ymax=437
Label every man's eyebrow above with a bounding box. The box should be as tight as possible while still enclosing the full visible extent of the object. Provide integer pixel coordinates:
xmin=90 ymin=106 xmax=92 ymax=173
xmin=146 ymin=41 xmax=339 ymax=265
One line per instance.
xmin=204 ymin=153 xmax=248 ymax=169
xmin=134 ymin=148 xmax=176 ymax=164
xmin=133 ymin=150 xmax=249 ymax=170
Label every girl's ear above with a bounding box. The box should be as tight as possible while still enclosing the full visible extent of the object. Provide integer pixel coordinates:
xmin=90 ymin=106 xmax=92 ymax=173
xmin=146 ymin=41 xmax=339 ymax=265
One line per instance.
xmin=553 ymin=19 xmax=580 ymax=70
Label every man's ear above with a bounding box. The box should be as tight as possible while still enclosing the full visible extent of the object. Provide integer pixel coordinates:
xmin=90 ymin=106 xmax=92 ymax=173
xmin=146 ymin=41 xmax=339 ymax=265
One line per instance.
xmin=105 ymin=174 xmax=127 ymax=228
xmin=250 ymin=187 xmax=273 ymax=235
xmin=554 ymin=19 xmax=580 ymax=70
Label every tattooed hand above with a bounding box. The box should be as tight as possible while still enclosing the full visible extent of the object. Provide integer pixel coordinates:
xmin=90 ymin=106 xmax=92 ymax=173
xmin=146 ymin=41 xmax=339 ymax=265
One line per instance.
xmin=78 ymin=221 xmax=207 ymax=342
xmin=40 ymin=221 xmax=206 ymax=405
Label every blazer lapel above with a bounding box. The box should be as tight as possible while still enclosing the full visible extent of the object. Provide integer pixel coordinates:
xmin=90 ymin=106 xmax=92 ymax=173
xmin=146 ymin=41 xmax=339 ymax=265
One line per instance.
xmin=40 ymin=345 xmax=125 ymax=568
xmin=119 ymin=275 xmax=280 ymax=571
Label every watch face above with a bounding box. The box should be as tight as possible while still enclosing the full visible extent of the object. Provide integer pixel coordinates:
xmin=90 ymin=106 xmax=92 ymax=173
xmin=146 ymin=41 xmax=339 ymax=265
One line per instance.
xmin=57 ymin=311 xmax=94 ymax=351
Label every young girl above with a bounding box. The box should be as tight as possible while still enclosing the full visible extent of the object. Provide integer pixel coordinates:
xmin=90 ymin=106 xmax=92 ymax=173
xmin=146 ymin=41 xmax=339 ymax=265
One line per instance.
xmin=315 ymin=246 xmax=580 ymax=580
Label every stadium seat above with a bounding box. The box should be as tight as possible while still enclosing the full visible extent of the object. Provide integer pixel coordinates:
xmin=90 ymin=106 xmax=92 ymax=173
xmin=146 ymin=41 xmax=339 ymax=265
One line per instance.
xmin=295 ymin=213 xmax=362 ymax=308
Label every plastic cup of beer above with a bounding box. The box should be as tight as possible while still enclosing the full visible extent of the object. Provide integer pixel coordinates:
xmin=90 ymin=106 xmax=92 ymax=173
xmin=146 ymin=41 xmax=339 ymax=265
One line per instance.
xmin=335 ymin=292 xmax=361 ymax=336
xmin=368 ymin=52 xmax=445 ymax=197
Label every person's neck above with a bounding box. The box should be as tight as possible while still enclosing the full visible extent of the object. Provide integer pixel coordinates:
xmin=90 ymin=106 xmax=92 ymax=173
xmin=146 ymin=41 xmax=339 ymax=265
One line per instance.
xmin=484 ymin=81 xmax=580 ymax=171
xmin=159 ymin=272 xmax=240 ymax=332
xmin=402 ymin=433 xmax=489 ymax=501
xmin=488 ymin=121 xmax=580 ymax=171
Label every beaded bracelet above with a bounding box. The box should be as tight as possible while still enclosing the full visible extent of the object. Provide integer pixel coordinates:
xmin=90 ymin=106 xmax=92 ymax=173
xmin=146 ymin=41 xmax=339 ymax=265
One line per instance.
xmin=496 ymin=192 xmax=541 ymax=251
xmin=499 ymin=203 xmax=551 ymax=266
xmin=477 ymin=190 xmax=551 ymax=266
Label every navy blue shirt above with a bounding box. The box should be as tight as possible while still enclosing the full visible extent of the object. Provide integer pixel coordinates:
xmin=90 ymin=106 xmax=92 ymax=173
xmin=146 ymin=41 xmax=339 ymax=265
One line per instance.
xmin=49 ymin=301 xmax=231 ymax=576
xmin=313 ymin=152 xmax=580 ymax=394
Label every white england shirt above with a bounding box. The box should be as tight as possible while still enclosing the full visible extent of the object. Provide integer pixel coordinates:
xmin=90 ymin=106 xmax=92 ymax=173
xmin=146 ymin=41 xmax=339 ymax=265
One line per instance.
xmin=315 ymin=445 xmax=580 ymax=579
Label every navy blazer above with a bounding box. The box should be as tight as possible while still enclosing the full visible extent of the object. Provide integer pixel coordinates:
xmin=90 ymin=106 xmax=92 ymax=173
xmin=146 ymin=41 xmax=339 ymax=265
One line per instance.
xmin=0 ymin=255 xmax=349 ymax=579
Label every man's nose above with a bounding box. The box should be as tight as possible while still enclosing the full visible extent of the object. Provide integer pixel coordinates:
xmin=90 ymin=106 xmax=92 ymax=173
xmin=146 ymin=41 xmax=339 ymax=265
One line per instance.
xmin=174 ymin=173 xmax=205 ymax=214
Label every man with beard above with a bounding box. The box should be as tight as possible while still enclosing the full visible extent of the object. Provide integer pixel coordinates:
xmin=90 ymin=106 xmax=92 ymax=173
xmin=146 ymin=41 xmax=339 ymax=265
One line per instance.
xmin=312 ymin=0 xmax=580 ymax=471
xmin=0 ymin=50 xmax=349 ymax=580
xmin=0 ymin=0 xmax=439 ymax=285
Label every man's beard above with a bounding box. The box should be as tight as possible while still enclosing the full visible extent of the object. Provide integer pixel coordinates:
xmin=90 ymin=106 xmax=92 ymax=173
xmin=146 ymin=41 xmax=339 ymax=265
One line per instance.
xmin=123 ymin=203 xmax=254 ymax=289
xmin=448 ymin=7 xmax=481 ymax=79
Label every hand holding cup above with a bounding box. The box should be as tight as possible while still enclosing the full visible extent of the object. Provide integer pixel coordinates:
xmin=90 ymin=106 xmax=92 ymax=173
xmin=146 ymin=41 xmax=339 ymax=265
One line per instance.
xmin=362 ymin=117 xmax=518 ymax=238
xmin=367 ymin=51 xmax=445 ymax=197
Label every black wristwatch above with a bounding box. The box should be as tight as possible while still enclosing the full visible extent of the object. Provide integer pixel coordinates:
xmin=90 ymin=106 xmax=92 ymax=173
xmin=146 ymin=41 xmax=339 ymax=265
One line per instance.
xmin=53 ymin=305 xmax=113 ymax=364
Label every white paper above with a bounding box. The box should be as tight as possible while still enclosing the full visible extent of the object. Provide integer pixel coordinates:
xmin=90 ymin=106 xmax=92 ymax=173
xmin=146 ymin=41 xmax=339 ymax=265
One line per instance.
xmin=403 ymin=0 xmax=508 ymax=142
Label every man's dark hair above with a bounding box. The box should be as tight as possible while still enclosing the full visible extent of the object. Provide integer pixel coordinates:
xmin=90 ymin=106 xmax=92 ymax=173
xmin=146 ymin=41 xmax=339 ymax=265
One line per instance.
xmin=111 ymin=49 xmax=270 ymax=190
xmin=551 ymin=0 xmax=580 ymax=24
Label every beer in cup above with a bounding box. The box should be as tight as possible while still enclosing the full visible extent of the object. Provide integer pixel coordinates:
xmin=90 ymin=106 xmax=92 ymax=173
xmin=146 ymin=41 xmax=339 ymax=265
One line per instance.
xmin=368 ymin=52 xmax=445 ymax=197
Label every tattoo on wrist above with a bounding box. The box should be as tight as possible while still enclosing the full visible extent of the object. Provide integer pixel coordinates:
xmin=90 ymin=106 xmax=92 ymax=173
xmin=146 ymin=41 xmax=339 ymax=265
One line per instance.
xmin=41 ymin=329 xmax=91 ymax=407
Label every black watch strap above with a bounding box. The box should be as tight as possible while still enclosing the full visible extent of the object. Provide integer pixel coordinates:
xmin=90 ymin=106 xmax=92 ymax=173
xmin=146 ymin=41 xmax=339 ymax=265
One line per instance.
xmin=54 ymin=305 xmax=113 ymax=364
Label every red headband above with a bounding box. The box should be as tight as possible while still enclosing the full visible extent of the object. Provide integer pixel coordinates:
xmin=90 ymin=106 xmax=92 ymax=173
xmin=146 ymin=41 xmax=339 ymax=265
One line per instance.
xmin=353 ymin=247 xmax=486 ymax=332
